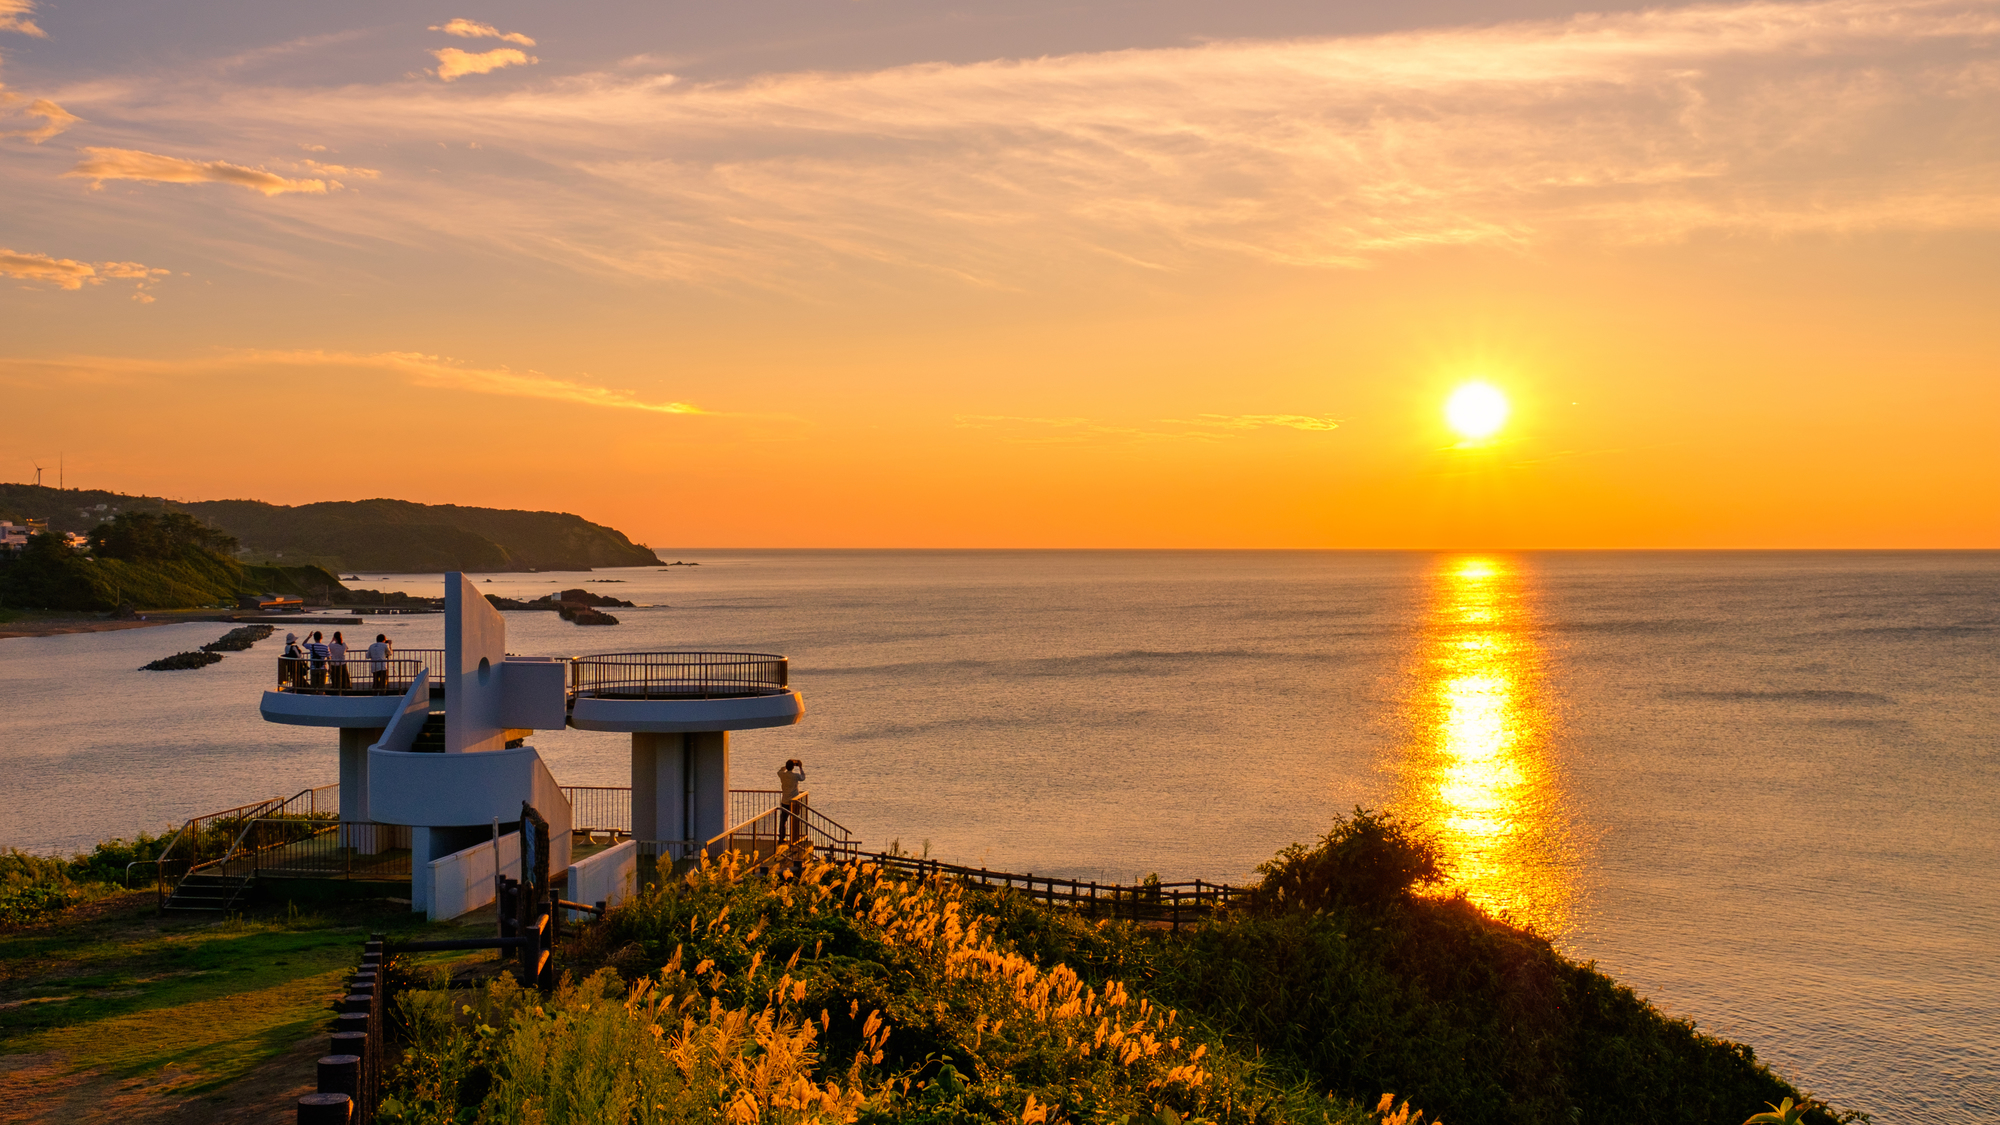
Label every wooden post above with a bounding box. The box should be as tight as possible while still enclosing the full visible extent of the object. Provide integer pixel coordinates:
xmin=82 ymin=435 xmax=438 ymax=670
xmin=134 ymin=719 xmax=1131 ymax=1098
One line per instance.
xmin=317 ymin=1055 xmax=360 ymax=1098
xmin=330 ymin=1031 xmax=367 ymax=1063
xmin=297 ymin=1092 xmax=352 ymax=1123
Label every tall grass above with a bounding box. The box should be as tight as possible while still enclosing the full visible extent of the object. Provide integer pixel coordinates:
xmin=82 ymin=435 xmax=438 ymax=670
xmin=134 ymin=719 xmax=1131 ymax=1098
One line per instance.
xmin=384 ymin=850 xmax=1369 ymax=1125
xmin=380 ymin=818 xmax=1863 ymax=1125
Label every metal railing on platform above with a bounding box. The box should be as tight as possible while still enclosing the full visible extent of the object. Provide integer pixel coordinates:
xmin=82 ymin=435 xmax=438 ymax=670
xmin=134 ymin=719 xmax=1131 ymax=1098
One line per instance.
xmin=275 ymin=650 xmax=444 ymax=696
xmin=571 ymin=651 xmax=788 ymax=699
xmin=214 ymin=820 xmax=413 ymax=882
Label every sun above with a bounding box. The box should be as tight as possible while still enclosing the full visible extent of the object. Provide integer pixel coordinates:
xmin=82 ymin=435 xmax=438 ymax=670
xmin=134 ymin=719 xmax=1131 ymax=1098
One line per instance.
xmin=1445 ymin=382 xmax=1509 ymax=441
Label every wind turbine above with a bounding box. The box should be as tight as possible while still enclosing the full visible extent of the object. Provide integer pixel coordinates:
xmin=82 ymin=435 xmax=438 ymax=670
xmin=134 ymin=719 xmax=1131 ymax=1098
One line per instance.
xmin=31 ymin=460 xmax=43 ymax=487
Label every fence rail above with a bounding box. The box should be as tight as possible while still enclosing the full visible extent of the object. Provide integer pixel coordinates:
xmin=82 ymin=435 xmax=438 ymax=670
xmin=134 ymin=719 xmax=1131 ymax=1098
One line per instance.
xmin=834 ymin=851 xmax=1243 ymax=931
xmin=562 ymin=786 xmax=631 ymax=834
xmin=275 ymin=649 xmax=444 ymax=696
xmin=571 ymin=651 xmax=788 ymax=700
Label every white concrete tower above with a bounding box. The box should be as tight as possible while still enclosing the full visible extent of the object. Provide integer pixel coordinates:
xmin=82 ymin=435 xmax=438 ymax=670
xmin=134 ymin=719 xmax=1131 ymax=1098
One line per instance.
xmin=568 ymin=654 xmax=804 ymax=858
xmin=366 ymin=574 xmax=574 ymax=912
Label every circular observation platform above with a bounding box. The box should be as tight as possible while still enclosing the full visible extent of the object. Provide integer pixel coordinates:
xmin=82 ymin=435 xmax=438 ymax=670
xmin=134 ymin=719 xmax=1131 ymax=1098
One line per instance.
xmin=259 ymin=654 xmax=441 ymax=727
xmin=565 ymin=652 xmax=804 ymax=733
xmin=261 ymin=690 xmax=413 ymax=727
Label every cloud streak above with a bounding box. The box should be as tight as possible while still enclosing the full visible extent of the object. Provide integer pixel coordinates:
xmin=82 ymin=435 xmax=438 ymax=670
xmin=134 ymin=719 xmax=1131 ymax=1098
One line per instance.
xmin=954 ymin=413 xmax=1341 ymax=444
xmin=1 ymin=248 xmax=169 ymax=296
xmin=0 ymin=92 xmax=76 ymax=142
xmin=0 ymin=0 xmax=45 ymax=37
xmin=430 ymin=19 xmax=536 ymax=47
xmin=239 ymin=351 xmax=707 ymax=414
xmin=64 ymin=147 xmax=329 ymax=195
xmin=431 ymin=47 xmax=537 ymax=81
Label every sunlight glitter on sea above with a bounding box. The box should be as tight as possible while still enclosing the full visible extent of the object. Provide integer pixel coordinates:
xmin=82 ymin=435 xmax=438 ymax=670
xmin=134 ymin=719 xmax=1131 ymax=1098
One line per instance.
xmin=1393 ymin=555 xmax=1581 ymax=943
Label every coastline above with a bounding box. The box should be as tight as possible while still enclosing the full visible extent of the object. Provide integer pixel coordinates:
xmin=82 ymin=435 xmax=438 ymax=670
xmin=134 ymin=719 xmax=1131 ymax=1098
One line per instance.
xmin=0 ymin=616 xmax=177 ymax=641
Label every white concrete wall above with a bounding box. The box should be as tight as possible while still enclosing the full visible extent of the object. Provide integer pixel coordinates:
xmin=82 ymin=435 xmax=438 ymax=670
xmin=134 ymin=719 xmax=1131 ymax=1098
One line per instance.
xmin=444 ymin=571 xmax=510 ymax=754
xmin=369 ymin=743 xmax=572 ymax=871
xmin=426 ymin=830 xmax=521 ymax=921
xmin=565 ymin=840 xmax=637 ymax=918
xmin=498 ymin=658 xmax=569 ymax=729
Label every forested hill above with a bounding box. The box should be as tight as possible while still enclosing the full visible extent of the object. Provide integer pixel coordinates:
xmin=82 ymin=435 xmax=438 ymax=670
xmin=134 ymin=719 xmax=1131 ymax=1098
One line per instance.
xmin=0 ymin=486 xmax=661 ymax=573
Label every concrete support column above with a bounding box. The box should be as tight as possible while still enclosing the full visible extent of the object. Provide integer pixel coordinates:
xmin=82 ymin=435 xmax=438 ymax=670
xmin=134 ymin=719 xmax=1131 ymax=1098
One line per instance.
xmin=690 ymin=731 xmax=730 ymax=852
xmin=337 ymin=728 xmax=382 ymax=825
xmin=631 ymin=732 xmax=689 ymax=849
xmin=410 ymin=826 xmax=434 ymax=915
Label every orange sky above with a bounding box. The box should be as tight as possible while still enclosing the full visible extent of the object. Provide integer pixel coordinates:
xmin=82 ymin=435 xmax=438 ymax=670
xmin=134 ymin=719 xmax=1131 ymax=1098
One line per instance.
xmin=2 ymin=0 xmax=1996 ymax=547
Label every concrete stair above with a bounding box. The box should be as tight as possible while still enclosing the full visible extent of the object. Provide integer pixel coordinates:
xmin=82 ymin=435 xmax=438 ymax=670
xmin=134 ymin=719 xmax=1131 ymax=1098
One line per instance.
xmin=164 ymin=872 xmax=253 ymax=912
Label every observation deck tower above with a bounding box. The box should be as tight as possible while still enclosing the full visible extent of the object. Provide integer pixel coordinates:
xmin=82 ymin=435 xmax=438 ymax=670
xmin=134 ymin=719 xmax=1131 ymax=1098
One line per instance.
xmin=256 ymin=571 xmax=811 ymax=916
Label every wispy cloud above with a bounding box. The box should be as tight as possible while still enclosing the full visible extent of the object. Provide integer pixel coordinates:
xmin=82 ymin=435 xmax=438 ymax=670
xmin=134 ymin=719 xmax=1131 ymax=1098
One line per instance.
xmin=238 ymin=350 xmax=707 ymax=414
xmin=0 ymin=91 xmax=76 ymax=142
xmin=0 ymin=248 xmax=93 ymax=289
xmin=27 ymin=0 xmax=2000 ymax=287
xmin=0 ymin=0 xmax=45 ymax=37
xmin=431 ymin=47 xmax=537 ymax=81
xmin=299 ymin=158 xmax=380 ymax=180
xmin=954 ymin=412 xmax=1341 ymax=444
xmin=64 ymin=147 xmax=329 ymax=196
xmin=1180 ymin=414 xmax=1342 ymax=432
xmin=430 ymin=19 xmax=535 ymax=47
xmin=1 ymin=248 xmax=169 ymax=297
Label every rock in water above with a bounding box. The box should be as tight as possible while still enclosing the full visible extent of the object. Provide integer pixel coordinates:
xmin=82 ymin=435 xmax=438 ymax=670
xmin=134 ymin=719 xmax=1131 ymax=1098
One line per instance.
xmin=142 ymin=650 xmax=225 ymax=671
xmin=557 ymin=603 xmax=620 ymax=625
xmin=202 ymin=624 xmax=276 ymax=653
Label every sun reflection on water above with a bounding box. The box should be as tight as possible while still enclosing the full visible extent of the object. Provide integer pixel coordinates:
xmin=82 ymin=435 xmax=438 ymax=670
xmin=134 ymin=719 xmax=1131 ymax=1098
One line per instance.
xmin=1394 ymin=555 xmax=1579 ymax=942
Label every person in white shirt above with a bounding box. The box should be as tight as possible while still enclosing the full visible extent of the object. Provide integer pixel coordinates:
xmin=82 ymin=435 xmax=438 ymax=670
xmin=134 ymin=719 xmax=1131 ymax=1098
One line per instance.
xmin=328 ymin=632 xmax=349 ymax=690
xmin=778 ymin=759 xmax=806 ymax=841
xmin=367 ymin=633 xmax=392 ymax=692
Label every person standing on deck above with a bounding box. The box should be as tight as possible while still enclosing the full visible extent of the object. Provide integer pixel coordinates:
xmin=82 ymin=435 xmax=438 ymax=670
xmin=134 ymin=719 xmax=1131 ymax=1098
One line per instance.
xmin=778 ymin=759 xmax=806 ymax=841
xmin=367 ymin=633 xmax=392 ymax=692
xmin=282 ymin=632 xmax=304 ymax=689
xmin=305 ymin=631 xmax=329 ymax=690
xmin=328 ymin=631 xmax=350 ymax=690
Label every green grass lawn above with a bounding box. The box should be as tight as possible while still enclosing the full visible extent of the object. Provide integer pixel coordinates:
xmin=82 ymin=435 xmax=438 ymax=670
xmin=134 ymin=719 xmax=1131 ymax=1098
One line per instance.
xmin=0 ymin=890 xmax=482 ymax=1114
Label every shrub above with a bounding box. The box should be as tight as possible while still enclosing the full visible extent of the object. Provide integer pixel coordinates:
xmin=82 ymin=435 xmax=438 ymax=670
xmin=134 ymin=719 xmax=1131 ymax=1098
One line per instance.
xmin=0 ymin=885 xmax=75 ymax=926
xmin=1242 ymin=808 xmax=1445 ymax=914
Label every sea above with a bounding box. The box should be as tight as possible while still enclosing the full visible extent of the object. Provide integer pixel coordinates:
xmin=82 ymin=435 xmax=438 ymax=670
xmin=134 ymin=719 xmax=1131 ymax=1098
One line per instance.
xmin=1 ymin=550 xmax=1994 ymax=1122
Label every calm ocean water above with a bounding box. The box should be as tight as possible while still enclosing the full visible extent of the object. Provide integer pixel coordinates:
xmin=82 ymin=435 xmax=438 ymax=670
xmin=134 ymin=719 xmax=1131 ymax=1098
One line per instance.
xmin=2 ymin=550 xmax=1994 ymax=1121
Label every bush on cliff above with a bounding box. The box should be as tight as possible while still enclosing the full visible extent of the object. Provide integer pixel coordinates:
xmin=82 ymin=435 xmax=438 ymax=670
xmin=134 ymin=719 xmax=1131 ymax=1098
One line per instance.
xmin=1147 ymin=810 xmax=1854 ymax=1125
xmin=380 ymin=820 xmax=1857 ymax=1125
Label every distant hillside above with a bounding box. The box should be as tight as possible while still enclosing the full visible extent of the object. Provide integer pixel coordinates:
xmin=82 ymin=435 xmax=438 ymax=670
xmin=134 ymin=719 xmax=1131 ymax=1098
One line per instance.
xmin=0 ymin=485 xmax=661 ymax=573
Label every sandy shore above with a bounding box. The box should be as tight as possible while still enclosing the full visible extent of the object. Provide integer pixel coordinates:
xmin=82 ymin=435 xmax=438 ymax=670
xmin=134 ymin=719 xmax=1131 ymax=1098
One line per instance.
xmin=0 ymin=618 xmax=175 ymax=641
xmin=0 ymin=614 xmax=228 ymax=641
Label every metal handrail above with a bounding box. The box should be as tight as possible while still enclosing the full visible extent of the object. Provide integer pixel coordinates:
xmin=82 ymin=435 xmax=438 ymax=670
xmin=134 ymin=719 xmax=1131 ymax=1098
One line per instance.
xmin=275 ymin=650 xmax=443 ymax=696
xmin=570 ymin=652 xmax=788 ymax=700
xmin=706 ymin=791 xmax=859 ymax=855
xmin=187 ymin=787 xmax=338 ymax=880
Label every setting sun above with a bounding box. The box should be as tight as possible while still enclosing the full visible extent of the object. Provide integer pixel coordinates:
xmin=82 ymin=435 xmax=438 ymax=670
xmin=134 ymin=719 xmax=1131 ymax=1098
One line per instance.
xmin=1445 ymin=383 xmax=1510 ymax=441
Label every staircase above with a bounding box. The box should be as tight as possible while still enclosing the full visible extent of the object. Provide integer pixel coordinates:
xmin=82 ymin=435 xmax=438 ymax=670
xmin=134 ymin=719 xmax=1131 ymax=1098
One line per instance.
xmin=411 ymin=713 xmax=447 ymax=753
xmin=164 ymin=872 xmax=253 ymax=912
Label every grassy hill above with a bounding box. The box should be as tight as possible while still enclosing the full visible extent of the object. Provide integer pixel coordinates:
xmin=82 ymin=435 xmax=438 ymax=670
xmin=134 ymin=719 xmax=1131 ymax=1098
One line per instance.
xmin=0 ymin=507 xmax=349 ymax=611
xmin=0 ymin=485 xmax=662 ymax=573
